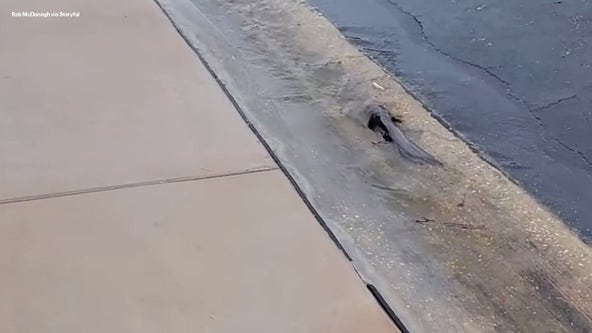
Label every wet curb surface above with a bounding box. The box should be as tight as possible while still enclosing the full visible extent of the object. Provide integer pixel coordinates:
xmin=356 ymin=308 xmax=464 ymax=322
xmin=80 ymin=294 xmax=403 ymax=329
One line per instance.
xmin=155 ymin=0 xmax=592 ymax=332
xmin=310 ymin=0 xmax=592 ymax=242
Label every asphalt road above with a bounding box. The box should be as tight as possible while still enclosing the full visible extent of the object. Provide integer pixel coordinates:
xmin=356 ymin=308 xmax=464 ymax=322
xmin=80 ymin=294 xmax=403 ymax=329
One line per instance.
xmin=310 ymin=0 xmax=592 ymax=241
xmin=160 ymin=0 xmax=592 ymax=330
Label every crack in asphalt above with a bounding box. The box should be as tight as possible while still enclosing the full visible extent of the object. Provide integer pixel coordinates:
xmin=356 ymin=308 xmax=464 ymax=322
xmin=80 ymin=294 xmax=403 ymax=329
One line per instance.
xmin=531 ymin=93 xmax=578 ymax=112
xmin=384 ymin=0 xmax=525 ymax=104
xmin=555 ymin=139 xmax=592 ymax=169
xmin=383 ymin=0 xmax=592 ymax=171
xmin=527 ymin=101 xmax=592 ymax=170
xmin=526 ymin=95 xmax=592 ymax=169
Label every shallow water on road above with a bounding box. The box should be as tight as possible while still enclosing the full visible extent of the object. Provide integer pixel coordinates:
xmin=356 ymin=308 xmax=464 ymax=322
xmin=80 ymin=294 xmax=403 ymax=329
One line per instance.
xmin=157 ymin=0 xmax=592 ymax=331
xmin=310 ymin=0 xmax=592 ymax=241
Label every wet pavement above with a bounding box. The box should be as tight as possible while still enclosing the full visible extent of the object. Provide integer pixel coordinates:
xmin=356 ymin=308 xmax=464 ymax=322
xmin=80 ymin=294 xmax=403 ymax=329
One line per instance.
xmin=309 ymin=0 xmax=592 ymax=241
xmin=158 ymin=0 xmax=592 ymax=331
xmin=0 ymin=0 xmax=398 ymax=331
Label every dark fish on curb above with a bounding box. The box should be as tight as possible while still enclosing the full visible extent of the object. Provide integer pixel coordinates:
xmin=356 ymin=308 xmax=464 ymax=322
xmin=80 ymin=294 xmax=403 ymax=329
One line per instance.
xmin=367 ymin=104 xmax=441 ymax=166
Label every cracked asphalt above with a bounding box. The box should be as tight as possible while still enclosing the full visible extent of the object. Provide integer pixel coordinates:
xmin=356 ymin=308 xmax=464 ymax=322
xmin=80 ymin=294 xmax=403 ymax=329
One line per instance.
xmin=310 ymin=0 xmax=592 ymax=241
xmin=159 ymin=0 xmax=592 ymax=330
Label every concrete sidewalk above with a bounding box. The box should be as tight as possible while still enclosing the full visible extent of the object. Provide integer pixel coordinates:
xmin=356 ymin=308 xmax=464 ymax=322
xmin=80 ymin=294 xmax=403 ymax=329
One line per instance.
xmin=0 ymin=0 xmax=397 ymax=332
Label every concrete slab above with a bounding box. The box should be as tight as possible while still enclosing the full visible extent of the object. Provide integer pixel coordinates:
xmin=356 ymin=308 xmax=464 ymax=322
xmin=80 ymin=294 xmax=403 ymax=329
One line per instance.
xmin=0 ymin=0 xmax=274 ymax=200
xmin=0 ymin=170 xmax=397 ymax=333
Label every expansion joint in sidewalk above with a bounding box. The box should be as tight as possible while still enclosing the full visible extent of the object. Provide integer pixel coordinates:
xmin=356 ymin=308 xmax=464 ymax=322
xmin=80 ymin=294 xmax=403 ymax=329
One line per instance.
xmin=0 ymin=166 xmax=278 ymax=205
